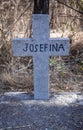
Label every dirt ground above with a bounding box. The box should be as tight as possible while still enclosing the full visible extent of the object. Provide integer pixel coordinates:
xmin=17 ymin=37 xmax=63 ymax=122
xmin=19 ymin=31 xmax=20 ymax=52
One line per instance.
xmin=0 ymin=92 xmax=83 ymax=130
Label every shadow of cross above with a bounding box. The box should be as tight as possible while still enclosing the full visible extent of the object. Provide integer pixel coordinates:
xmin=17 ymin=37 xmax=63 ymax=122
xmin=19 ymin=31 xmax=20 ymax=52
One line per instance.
xmin=12 ymin=14 xmax=70 ymax=100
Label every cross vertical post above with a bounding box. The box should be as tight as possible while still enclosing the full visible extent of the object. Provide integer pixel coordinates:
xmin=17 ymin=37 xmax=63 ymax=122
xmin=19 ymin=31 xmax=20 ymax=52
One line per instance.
xmin=33 ymin=0 xmax=49 ymax=99
xmin=32 ymin=14 xmax=50 ymax=99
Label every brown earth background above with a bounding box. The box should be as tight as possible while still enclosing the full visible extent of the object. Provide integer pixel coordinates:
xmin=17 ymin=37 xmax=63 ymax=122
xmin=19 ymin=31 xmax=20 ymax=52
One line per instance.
xmin=0 ymin=0 xmax=83 ymax=94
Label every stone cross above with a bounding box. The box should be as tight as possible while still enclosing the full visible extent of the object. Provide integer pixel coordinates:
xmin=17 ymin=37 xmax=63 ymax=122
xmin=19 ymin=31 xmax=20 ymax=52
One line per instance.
xmin=12 ymin=0 xmax=70 ymax=100
xmin=12 ymin=14 xmax=70 ymax=100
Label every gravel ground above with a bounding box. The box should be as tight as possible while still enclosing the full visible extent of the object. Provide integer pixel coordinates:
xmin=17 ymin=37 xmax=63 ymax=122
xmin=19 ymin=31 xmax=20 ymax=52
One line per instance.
xmin=0 ymin=92 xmax=83 ymax=130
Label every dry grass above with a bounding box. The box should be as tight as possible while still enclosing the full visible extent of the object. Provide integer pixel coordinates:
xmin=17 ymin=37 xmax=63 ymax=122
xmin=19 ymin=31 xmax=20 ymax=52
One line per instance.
xmin=50 ymin=59 xmax=83 ymax=92
xmin=1 ymin=71 xmax=33 ymax=92
xmin=0 ymin=0 xmax=83 ymax=94
xmin=0 ymin=54 xmax=83 ymax=94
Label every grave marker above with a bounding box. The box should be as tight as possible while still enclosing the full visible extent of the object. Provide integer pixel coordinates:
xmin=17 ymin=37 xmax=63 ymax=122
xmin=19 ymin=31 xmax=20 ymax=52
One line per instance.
xmin=12 ymin=0 xmax=70 ymax=100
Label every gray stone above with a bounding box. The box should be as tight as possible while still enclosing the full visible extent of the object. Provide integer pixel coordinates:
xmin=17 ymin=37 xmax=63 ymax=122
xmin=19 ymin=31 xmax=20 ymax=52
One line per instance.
xmin=12 ymin=14 xmax=70 ymax=100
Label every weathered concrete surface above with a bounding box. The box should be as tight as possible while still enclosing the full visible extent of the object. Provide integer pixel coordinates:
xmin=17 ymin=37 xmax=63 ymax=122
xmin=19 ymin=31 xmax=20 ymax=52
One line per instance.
xmin=12 ymin=14 xmax=70 ymax=100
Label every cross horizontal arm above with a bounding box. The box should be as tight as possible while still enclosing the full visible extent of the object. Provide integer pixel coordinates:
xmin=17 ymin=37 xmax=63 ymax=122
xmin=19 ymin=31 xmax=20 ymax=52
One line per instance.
xmin=12 ymin=38 xmax=70 ymax=57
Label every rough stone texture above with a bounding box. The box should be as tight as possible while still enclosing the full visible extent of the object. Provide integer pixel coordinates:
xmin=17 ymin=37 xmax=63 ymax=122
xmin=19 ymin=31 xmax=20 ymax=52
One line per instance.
xmin=0 ymin=92 xmax=83 ymax=130
xmin=32 ymin=14 xmax=49 ymax=40
xmin=34 ymin=55 xmax=49 ymax=99
xmin=33 ymin=15 xmax=49 ymax=99
xmin=49 ymin=38 xmax=70 ymax=56
xmin=12 ymin=14 xmax=70 ymax=100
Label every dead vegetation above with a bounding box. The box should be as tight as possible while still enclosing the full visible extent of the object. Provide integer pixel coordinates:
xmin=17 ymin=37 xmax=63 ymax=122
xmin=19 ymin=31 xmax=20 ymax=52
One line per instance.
xmin=0 ymin=0 xmax=83 ymax=94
